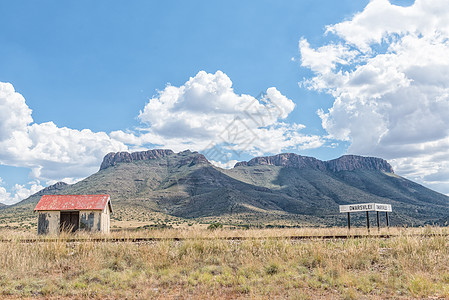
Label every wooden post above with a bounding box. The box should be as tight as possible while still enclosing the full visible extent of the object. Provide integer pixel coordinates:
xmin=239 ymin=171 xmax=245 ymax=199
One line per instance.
xmin=347 ymin=212 xmax=351 ymax=231
xmin=386 ymin=211 xmax=389 ymax=228
xmin=377 ymin=211 xmax=380 ymax=232
xmin=366 ymin=211 xmax=370 ymax=233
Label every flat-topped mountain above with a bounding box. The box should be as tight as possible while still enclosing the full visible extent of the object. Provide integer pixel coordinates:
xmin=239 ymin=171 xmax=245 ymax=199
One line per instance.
xmin=100 ymin=149 xmax=175 ymax=170
xmin=235 ymin=153 xmax=394 ymax=173
xmin=326 ymin=155 xmax=394 ymax=173
xmin=7 ymin=149 xmax=449 ymax=226
xmin=235 ymin=153 xmax=327 ymax=170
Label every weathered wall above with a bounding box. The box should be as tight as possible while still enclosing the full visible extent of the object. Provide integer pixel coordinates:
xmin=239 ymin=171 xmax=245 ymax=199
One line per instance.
xmin=37 ymin=211 xmax=60 ymax=235
xmin=38 ymin=209 xmax=110 ymax=234
xmin=101 ymin=205 xmax=111 ymax=233
xmin=79 ymin=210 xmax=102 ymax=232
xmin=80 ymin=209 xmax=110 ymax=233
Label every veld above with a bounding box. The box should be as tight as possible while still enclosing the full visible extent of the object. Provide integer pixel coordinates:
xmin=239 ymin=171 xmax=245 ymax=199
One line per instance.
xmin=0 ymin=226 xmax=449 ymax=299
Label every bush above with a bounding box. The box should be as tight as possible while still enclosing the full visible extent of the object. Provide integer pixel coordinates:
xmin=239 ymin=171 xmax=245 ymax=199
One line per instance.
xmin=265 ymin=263 xmax=279 ymax=275
xmin=207 ymin=223 xmax=223 ymax=230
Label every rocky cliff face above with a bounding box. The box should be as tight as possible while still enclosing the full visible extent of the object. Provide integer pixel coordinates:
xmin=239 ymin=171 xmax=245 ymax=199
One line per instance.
xmin=176 ymin=150 xmax=210 ymax=166
xmin=327 ymin=155 xmax=394 ymax=173
xmin=235 ymin=153 xmax=327 ymax=171
xmin=235 ymin=153 xmax=394 ymax=173
xmin=100 ymin=149 xmax=175 ymax=170
xmin=101 ymin=150 xmax=393 ymax=173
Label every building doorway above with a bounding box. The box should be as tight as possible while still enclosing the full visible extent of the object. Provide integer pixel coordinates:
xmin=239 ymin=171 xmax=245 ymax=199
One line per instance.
xmin=60 ymin=211 xmax=79 ymax=232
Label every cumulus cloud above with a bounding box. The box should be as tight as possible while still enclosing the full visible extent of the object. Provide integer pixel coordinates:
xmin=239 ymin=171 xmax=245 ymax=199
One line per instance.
xmin=0 ymin=82 xmax=128 ymax=202
xmin=0 ymin=177 xmax=44 ymax=205
xmin=112 ymin=70 xmax=323 ymax=161
xmin=209 ymin=160 xmax=240 ymax=169
xmin=0 ymin=83 xmax=32 ymax=141
xmin=300 ymin=0 xmax=449 ymax=193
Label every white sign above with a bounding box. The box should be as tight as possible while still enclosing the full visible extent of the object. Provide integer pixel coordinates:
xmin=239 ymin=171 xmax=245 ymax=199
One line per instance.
xmin=374 ymin=203 xmax=392 ymax=212
xmin=339 ymin=203 xmax=392 ymax=213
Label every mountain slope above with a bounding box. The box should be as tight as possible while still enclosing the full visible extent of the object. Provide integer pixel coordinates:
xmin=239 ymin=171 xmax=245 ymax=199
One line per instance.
xmin=42 ymin=150 xmax=319 ymax=221
xmin=14 ymin=182 xmax=69 ymax=208
xmin=228 ymin=153 xmax=449 ymax=224
xmin=6 ymin=150 xmax=449 ymax=226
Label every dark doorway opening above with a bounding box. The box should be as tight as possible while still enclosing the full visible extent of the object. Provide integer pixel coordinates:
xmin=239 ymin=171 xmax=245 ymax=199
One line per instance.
xmin=60 ymin=211 xmax=79 ymax=233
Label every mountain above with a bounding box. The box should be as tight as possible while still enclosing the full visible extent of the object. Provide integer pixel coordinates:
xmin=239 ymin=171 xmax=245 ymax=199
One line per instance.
xmin=5 ymin=149 xmax=449 ymax=226
xmin=234 ymin=153 xmax=394 ymax=172
xmin=14 ymin=181 xmax=69 ymax=207
xmin=100 ymin=149 xmax=175 ymax=170
xmin=0 ymin=202 xmax=6 ymax=209
xmin=225 ymin=154 xmax=449 ymax=225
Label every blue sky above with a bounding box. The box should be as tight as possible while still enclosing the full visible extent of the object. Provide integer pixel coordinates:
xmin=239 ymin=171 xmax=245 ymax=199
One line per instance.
xmin=1 ymin=1 xmax=367 ymax=132
xmin=3 ymin=0 xmax=449 ymax=204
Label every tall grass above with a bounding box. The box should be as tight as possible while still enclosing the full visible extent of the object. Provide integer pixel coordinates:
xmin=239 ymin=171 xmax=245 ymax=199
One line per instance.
xmin=2 ymin=225 xmax=447 ymax=241
xmin=0 ymin=227 xmax=448 ymax=299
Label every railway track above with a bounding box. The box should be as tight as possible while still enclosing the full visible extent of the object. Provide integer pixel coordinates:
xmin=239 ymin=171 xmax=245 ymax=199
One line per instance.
xmin=0 ymin=233 xmax=447 ymax=243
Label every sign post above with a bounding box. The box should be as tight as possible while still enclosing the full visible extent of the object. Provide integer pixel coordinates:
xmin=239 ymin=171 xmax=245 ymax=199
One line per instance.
xmin=339 ymin=203 xmax=392 ymax=232
xmin=366 ymin=211 xmax=370 ymax=233
xmin=376 ymin=211 xmax=380 ymax=231
xmin=347 ymin=212 xmax=350 ymax=230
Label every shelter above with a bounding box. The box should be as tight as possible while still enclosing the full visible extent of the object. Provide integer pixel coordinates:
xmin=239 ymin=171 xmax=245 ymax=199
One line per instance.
xmin=34 ymin=194 xmax=112 ymax=235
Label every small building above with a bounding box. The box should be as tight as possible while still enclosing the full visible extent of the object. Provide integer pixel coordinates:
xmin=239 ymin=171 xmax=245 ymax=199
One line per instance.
xmin=34 ymin=194 xmax=112 ymax=235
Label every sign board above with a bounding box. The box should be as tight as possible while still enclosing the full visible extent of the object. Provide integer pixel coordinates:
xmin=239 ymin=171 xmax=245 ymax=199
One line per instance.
xmin=374 ymin=203 xmax=392 ymax=212
xmin=339 ymin=203 xmax=392 ymax=213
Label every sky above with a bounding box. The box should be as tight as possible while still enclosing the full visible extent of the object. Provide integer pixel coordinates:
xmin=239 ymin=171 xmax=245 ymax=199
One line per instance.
xmin=1 ymin=0 xmax=448 ymax=205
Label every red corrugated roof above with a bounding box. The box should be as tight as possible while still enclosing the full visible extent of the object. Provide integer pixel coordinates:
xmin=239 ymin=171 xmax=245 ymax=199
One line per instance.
xmin=34 ymin=194 xmax=112 ymax=212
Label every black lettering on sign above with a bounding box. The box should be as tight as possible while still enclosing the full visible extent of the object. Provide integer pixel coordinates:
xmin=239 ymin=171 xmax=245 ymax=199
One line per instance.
xmin=350 ymin=204 xmax=373 ymax=211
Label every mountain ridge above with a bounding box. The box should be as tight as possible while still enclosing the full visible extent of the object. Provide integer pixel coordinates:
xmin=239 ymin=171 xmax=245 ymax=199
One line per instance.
xmin=5 ymin=149 xmax=449 ymax=226
xmin=100 ymin=150 xmax=395 ymax=174
xmin=235 ymin=153 xmax=394 ymax=173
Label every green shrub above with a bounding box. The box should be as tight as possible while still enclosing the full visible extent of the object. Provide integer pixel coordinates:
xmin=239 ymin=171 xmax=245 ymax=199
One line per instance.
xmin=207 ymin=223 xmax=223 ymax=230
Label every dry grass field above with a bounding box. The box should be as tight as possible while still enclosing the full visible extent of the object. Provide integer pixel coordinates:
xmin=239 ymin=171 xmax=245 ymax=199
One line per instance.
xmin=0 ymin=226 xmax=449 ymax=299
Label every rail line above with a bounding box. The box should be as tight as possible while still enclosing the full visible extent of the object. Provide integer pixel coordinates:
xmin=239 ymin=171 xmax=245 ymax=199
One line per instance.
xmin=0 ymin=233 xmax=447 ymax=243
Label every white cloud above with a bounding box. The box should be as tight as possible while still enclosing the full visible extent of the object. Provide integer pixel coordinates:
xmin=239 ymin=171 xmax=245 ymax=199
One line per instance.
xmin=300 ymin=0 xmax=449 ymax=194
xmin=0 ymin=82 xmax=32 ymax=141
xmin=113 ymin=70 xmax=323 ymax=159
xmin=0 ymin=82 xmax=128 ymax=203
xmin=326 ymin=0 xmax=449 ymax=53
xmin=0 ymin=177 xmax=44 ymax=205
xmin=209 ymin=160 xmax=239 ymax=169
xmin=299 ymin=39 xmax=357 ymax=74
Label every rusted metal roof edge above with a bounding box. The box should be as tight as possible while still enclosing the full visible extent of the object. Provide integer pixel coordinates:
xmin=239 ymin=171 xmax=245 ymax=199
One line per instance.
xmin=34 ymin=194 xmax=111 ymax=211
xmin=34 ymin=208 xmax=105 ymax=212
